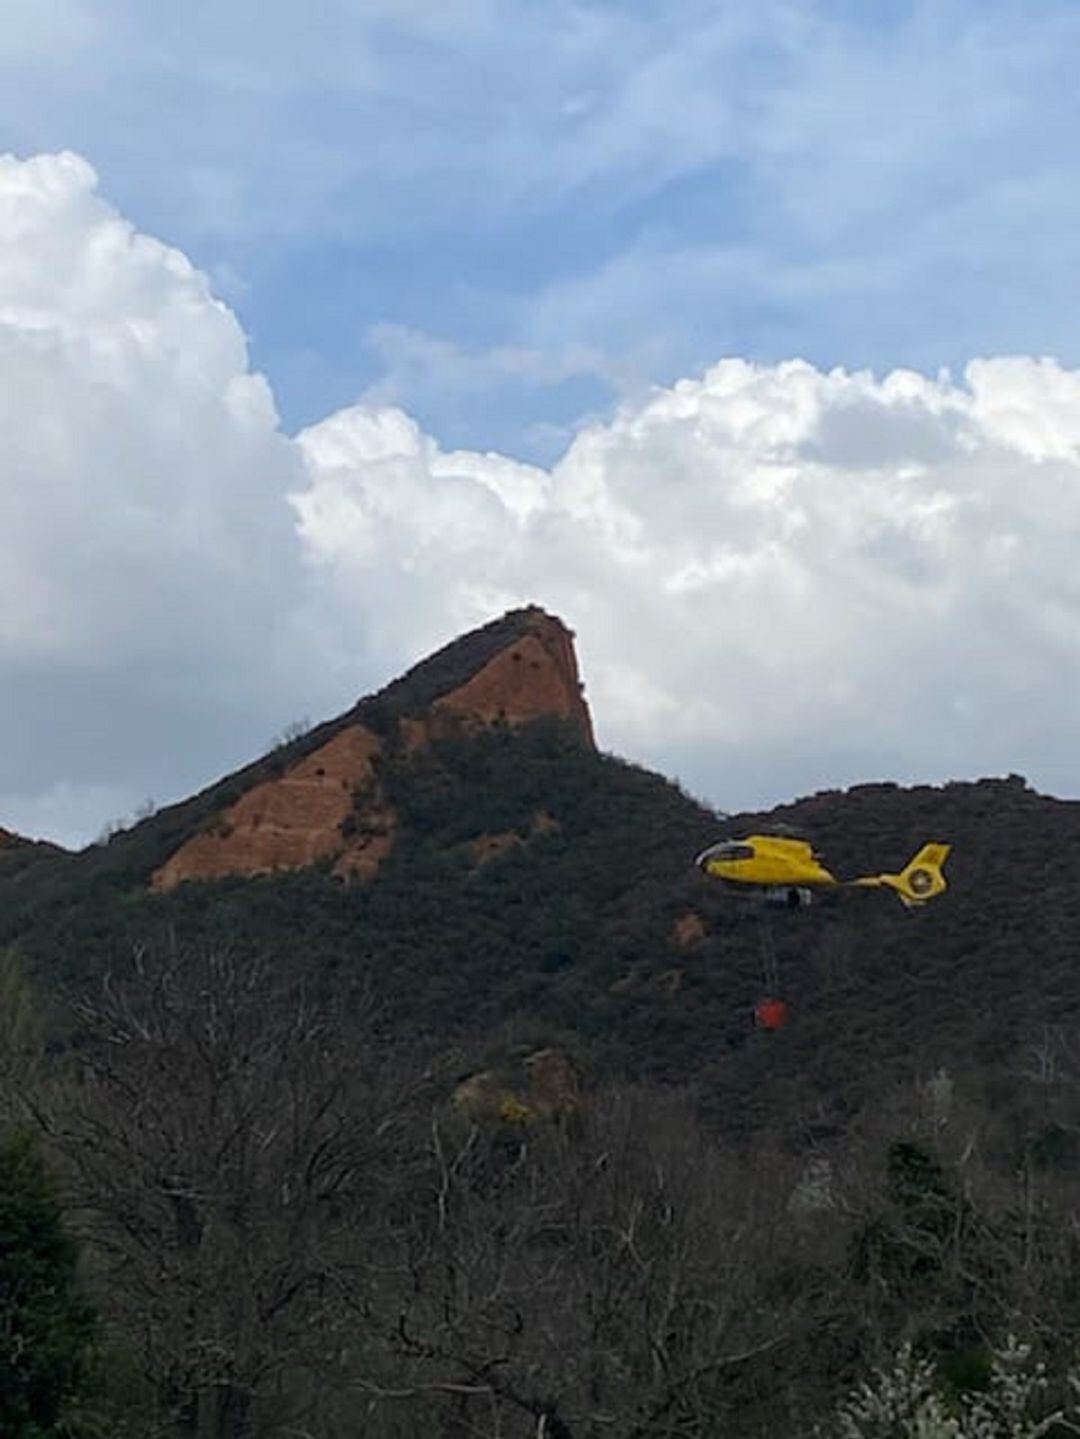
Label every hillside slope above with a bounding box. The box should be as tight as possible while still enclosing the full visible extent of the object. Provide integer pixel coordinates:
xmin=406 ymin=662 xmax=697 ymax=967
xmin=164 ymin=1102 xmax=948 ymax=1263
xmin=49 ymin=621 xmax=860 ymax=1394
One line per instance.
xmin=2 ymin=611 xmax=1077 ymax=1138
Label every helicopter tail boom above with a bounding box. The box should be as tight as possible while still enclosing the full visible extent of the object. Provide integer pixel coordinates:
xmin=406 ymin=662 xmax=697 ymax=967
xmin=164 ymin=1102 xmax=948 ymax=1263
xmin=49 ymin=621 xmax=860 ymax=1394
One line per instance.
xmin=853 ymin=843 xmax=950 ymax=907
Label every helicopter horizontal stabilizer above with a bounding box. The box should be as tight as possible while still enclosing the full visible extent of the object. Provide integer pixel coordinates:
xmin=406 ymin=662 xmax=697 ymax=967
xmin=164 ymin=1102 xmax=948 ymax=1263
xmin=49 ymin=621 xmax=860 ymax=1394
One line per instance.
xmin=854 ymin=842 xmax=950 ymax=907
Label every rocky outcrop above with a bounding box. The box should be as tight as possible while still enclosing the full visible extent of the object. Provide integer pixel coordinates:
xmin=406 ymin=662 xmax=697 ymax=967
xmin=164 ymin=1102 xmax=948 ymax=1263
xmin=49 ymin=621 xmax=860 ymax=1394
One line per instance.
xmin=467 ymin=810 xmax=561 ymax=868
xmin=403 ymin=614 xmax=594 ymax=750
xmin=436 ymin=620 xmax=593 ymax=742
xmin=152 ymin=724 xmax=389 ymax=892
xmin=522 ymin=1048 xmax=583 ymax=1122
xmin=450 ymin=1070 xmax=519 ymax=1124
xmin=451 ymin=1048 xmax=583 ymax=1128
xmin=331 ymin=803 xmax=396 ymax=881
xmin=672 ymin=911 xmax=707 ymax=947
xmin=151 ymin=608 xmax=592 ymax=892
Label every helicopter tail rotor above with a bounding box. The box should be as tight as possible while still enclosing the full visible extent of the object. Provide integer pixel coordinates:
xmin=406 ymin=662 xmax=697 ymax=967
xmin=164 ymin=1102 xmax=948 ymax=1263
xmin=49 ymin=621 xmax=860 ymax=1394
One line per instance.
xmin=854 ymin=842 xmax=951 ymax=908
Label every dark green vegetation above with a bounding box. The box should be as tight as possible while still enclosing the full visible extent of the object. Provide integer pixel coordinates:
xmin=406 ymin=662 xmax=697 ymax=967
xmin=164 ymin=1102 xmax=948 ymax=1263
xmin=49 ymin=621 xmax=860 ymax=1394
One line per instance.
xmin=0 ymin=718 xmax=712 ymax=1054
xmin=3 ymin=733 xmax=1076 ymax=1143
xmin=0 ymin=1135 xmax=93 ymax=1437
xmin=0 ymin=1124 xmax=150 ymax=1439
xmin=6 ymin=937 xmax=1080 ymax=1438
xmin=6 ymin=611 xmax=1080 ymax=1434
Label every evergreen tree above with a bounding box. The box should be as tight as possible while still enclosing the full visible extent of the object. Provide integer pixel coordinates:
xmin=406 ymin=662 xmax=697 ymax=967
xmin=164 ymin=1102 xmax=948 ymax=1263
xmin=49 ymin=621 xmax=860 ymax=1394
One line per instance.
xmin=0 ymin=1134 xmax=95 ymax=1437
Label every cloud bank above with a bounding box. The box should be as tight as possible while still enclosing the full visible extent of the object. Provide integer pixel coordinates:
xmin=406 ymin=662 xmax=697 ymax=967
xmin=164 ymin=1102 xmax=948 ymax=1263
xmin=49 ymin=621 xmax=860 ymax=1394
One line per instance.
xmin=297 ymin=356 xmax=1080 ymax=807
xmin=6 ymin=151 xmax=1080 ymax=843
xmin=0 ymin=153 xmax=323 ymax=841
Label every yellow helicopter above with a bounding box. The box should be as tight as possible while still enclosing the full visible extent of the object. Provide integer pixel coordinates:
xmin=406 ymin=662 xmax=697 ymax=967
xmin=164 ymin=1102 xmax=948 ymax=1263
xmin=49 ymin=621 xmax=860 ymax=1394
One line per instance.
xmin=695 ymin=834 xmax=950 ymax=909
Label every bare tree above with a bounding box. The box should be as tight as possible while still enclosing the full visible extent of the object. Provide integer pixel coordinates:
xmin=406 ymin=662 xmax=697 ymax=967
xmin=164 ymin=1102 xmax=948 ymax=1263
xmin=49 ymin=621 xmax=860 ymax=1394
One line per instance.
xmin=354 ymin=1086 xmax=802 ymax=1439
xmin=47 ymin=943 xmax=410 ymax=1439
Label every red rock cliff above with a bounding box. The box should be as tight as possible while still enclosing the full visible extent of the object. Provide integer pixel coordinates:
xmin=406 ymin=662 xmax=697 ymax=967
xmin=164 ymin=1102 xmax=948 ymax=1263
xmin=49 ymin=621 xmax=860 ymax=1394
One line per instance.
xmin=151 ymin=609 xmax=593 ymax=892
xmin=152 ymin=724 xmax=388 ymax=892
xmin=438 ymin=616 xmax=593 ymax=742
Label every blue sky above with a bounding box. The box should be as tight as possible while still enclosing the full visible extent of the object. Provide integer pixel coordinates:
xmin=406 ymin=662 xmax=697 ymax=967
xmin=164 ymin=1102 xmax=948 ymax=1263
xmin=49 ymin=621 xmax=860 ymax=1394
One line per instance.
xmin=8 ymin=0 xmax=1080 ymax=845
xmin=9 ymin=0 xmax=1080 ymax=460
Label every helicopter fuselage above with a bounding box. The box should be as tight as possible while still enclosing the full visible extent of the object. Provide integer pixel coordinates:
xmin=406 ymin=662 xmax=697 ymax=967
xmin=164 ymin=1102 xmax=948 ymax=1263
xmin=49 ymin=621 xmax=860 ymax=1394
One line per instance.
xmin=696 ymin=834 xmax=951 ymax=909
xmin=696 ymin=836 xmax=838 ymax=890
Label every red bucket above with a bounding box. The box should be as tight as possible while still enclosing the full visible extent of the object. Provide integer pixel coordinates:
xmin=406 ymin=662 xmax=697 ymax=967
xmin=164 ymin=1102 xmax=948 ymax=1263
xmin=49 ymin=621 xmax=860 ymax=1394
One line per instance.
xmin=755 ymin=997 xmax=789 ymax=1031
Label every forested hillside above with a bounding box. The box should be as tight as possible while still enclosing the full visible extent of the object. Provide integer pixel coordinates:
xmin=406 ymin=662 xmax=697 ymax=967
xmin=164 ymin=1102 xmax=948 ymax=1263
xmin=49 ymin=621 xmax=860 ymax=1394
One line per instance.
xmin=4 ymin=611 xmax=1080 ymax=1436
xmin=3 ymin=735 xmax=1075 ymax=1141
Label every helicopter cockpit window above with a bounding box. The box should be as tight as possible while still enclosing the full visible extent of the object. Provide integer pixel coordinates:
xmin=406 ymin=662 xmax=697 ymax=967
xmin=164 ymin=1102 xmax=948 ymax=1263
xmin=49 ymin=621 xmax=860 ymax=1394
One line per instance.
xmin=705 ymin=842 xmax=755 ymax=862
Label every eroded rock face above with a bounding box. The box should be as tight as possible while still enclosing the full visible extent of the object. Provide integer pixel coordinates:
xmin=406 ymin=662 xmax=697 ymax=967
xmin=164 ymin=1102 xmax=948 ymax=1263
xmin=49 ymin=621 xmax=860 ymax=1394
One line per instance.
xmin=450 ymin=1070 xmax=509 ymax=1124
xmin=151 ymin=610 xmax=593 ymax=891
xmin=451 ymin=1048 xmax=583 ymax=1127
xmin=521 ymin=1048 xmax=583 ymax=1122
xmin=439 ymin=625 xmax=594 ymax=742
xmin=466 ymin=810 xmax=562 ymax=868
xmin=332 ymin=808 xmax=396 ymax=881
xmin=672 ymin=911 xmax=708 ymax=947
xmin=403 ymin=617 xmax=594 ymax=750
xmin=152 ymin=725 xmax=386 ymax=892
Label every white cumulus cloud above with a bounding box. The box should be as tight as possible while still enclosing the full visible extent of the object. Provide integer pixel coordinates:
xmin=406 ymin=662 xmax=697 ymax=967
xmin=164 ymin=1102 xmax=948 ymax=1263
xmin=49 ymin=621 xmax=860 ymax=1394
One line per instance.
xmin=0 ymin=152 xmax=324 ymax=844
xmin=295 ymin=356 xmax=1080 ymax=809
xmin=8 ymin=149 xmax=1080 ymax=845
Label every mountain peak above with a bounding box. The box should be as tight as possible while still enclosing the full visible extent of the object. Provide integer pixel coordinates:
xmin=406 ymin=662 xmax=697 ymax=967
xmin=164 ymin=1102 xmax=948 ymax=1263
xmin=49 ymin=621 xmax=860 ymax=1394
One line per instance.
xmin=363 ymin=605 xmax=593 ymax=743
xmin=151 ymin=607 xmax=592 ymax=892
